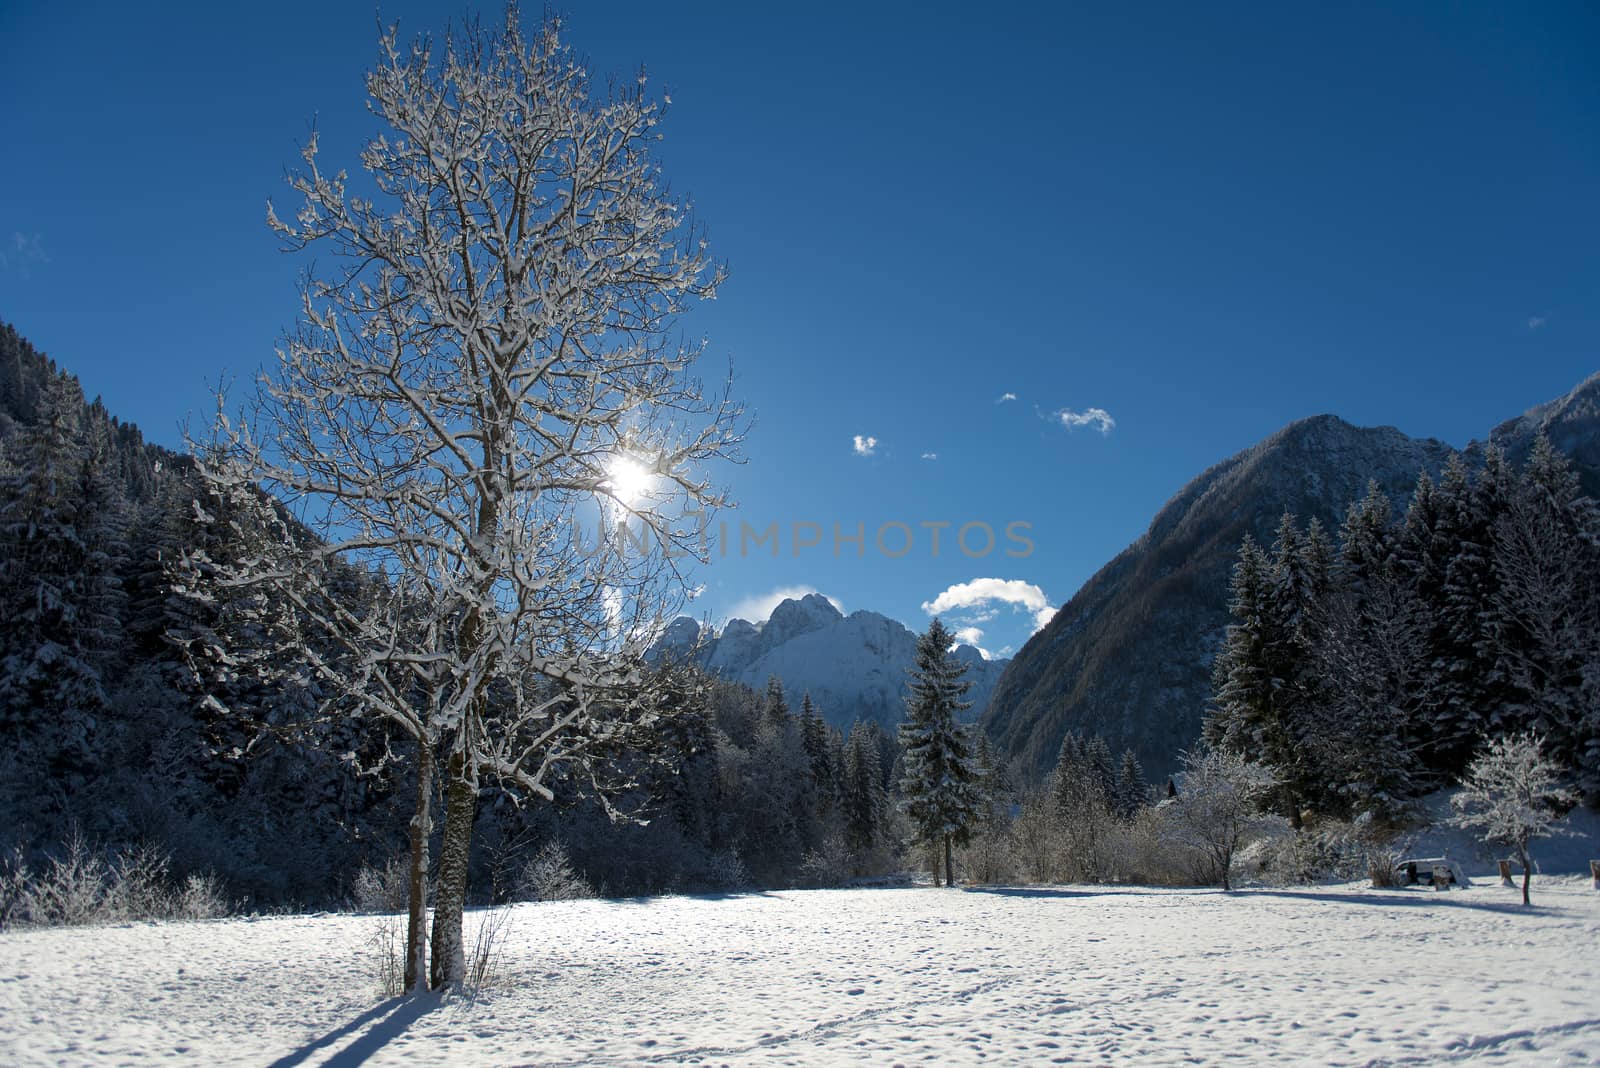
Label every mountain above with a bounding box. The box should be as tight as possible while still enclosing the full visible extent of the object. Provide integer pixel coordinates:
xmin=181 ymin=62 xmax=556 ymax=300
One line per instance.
xmin=652 ymin=593 xmax=1008 ymax=732
xmin=983 ymin=417 xmax=1458 ymax=783
xmin=1481 ymin=370 xmax=1600 ymax=498
xmin=982 ymin=374 xmax=1600 ymax=784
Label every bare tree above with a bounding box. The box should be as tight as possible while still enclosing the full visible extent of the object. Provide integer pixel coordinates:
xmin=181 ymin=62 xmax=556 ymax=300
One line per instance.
xmin=1450 ymin=732 xmax=1575 ymax=905
xmin=201 ymin=6 xmax=740 ymax=988
xmin=1165 ymin=745 xmax=1281 ymax=891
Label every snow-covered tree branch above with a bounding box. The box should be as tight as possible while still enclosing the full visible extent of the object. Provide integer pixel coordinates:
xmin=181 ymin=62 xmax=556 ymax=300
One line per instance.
xmin=198 ymin=4 xmax=741 ymax=989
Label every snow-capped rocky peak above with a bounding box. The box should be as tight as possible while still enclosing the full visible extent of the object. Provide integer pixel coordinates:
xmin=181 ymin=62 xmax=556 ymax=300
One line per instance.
xmin=646 ymin=596 xmax=1009 ymax=731
xmin=760 ymin=593 xmax=844 ymax=649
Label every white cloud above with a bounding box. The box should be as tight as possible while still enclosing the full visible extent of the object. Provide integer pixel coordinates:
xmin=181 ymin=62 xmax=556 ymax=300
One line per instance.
xmin=852 ymin=434 xmax=878 ymax=457
xmin=726 ymin=585 xmax=844 ymax=625
xmin=1527 ymin=315 xmax=1548 ymax=331
xmin=0 ymin=231 xmax=47 ymax=274
xmin=1056 ymin=406 xmax=1116 ymax=435
xmin=922 ymin=578 xmax=1056 ymax=632
xmin=950 ymin=626 xmax=991 ymax=658
xmin=920 ymin=452 xmax=938 ymax=461
xmin=996 ymin=392 xmax=1017 ymax=404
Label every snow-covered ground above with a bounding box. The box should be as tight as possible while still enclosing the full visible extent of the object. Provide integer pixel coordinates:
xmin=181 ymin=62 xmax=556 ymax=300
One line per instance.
xmin=3 ymin=876 xmax=1598 ymax=1066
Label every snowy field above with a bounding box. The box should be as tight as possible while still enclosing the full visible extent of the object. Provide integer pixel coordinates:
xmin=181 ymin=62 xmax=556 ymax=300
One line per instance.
xmin=3 ymin=877 xmax=1598 ymax=1067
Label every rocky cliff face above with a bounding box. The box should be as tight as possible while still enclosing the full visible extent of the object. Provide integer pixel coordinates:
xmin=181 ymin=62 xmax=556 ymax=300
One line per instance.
xmin=981 ymin=373 xmax=1600 ymax=783
xmin=651 ymin=593 xmax=1008 ymax=732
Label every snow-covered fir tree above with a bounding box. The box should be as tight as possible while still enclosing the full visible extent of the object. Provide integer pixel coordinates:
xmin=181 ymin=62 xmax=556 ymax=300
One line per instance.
xmin=898 ymin=619 xmax=982 ymax=888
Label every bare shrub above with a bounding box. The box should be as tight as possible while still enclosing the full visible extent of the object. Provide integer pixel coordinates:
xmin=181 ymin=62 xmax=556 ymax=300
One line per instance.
xmin=462 ymin=906 xmax=513 ymax=1000
xmin=368 ymin=913 xmax=404 ymax=998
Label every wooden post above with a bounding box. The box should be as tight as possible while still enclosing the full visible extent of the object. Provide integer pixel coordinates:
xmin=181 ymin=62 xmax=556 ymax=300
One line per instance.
xmin=1498 ymin=860 xmax=1514 ymax=887
xmin=1590 ymin=860 xmax=1599 ymax=890
xmin=1432 ymin=865 xmax=1451 ymax=890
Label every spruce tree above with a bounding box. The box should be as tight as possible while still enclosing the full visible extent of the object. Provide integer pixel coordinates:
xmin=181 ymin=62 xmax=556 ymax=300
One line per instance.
xmin=1115 ymin=748 xmax=1145 ymax=818
xmin=898 ymin=619 xmax=981 ymax=887
xmin=841 ymin=721 xmax=885 ymax=867
xmin=0 ymin=374 xmax=123 ymax=813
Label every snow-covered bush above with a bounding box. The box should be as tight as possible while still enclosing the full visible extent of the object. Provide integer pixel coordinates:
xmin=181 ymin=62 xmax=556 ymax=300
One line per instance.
xmin=515 ymin=842 xmax=595 ymax=902
xmin=1257 ymin=820 xmax=1405 ymax=886
xmin=0 ymin=834 xmax=231 ymax=928
xmin=797 ymin=836 xmax=851 ymax=889
xmin=1164 ymin=747 xmax=1285 ymax=891
xmin=703 ymin=849 xmax=750 ymax=893
xmin=173 ymin=873 xmax=231 ymax=921
xmin=957 ymin=827 xmax=1018 ymax=886
xmin=352 ymin=855 xmax=411 ymax=913
xmin=1118 ymin=807 xmax=1214 ymax=886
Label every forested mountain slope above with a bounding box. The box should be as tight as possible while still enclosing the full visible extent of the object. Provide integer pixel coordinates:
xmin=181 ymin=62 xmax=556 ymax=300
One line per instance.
xmin=983 ymin=376 xmax=1600 ymax=782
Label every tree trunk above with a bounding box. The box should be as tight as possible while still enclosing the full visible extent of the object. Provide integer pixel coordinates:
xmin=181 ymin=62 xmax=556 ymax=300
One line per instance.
xmin=1520 ymin=846 xmax=1532 ymax=906
xmin=404 ymin=737 xmax=434 ymax=994
xmin=430 ymin=746 xmax=477 ymax=989
xmin=944 ymin=835 xmax=954 ymax=889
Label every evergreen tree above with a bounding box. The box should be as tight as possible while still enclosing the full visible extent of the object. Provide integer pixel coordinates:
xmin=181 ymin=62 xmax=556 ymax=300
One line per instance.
xmin=1205 ymin=536 xmax=1274 ymax=754
xmin=1085 ymin=735 xmax=1117 ymax=804
xmin=898 ymin=619 xmax=981 ymax=887
xmin=1338 ymin=480 xmax=1394 ymax=583
xmin=1488 ymin=438 xmax=1599 ymax=787
xmin=1114 ymin=748 xmax=1145 ymax=818
xmin=0 ymin=374 xmax=124 ymax=813
xmin=763 ymin=675 xmax=790 ymax=729
xmin=799 ymin=693 xmax=840 ymax=817
xmin=841 ymin=721 xmax=886 ymax=867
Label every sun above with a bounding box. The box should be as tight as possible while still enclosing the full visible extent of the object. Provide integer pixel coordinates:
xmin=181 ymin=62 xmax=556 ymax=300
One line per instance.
xmin=605 ymin=453 xmax=654 ymax=508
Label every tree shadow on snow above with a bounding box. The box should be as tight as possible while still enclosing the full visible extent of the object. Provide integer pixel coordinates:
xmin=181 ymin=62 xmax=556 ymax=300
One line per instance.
xmin=603 ymin=889 xmax=782 ymax=906
xmin=959 ymin=886 xmax=1171 ymax=900
xmin=1242 ymin=887 xmax=1561 ymax=916
xmin=267 ymin=994 xmax=441 ymax=1068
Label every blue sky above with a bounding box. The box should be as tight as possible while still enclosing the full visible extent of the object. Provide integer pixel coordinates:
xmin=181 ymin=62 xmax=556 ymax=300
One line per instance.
xmin=2 ymin=1 xmax=1597 ymax=658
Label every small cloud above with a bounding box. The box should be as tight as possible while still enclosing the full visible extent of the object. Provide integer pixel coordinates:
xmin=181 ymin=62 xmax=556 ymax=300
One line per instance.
xmin=920 ymin=452 xmax=938 ymax=461
xmin=726 ymin=585 xmax=844 ymax=625
xmin=1055 ymin=406 xmax=1116 ymax=435
xmin=923 ymin=577 xmax=1056 ymax=633
xmin=995 ymin=645 xmax=1014 ymax=658
xmin=1526 ymin=315 xmax=1548 ymax=331
xmin=0 ymin=231 xmax=48 ymax=275
xmin=852 ymin=434 xmax=878 ymax=457
xmin=951 ymin=625 xmax=990 ymax=658
xmin=996 ymin=392 xmax=1017 ymax=404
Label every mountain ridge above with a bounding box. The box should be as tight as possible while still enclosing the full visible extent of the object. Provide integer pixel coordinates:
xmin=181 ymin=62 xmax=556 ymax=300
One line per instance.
xmin=981 ymin=375 xmax=1600 ymax=783
xmin=651 ymin=592 xmax=1008 ymax=732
